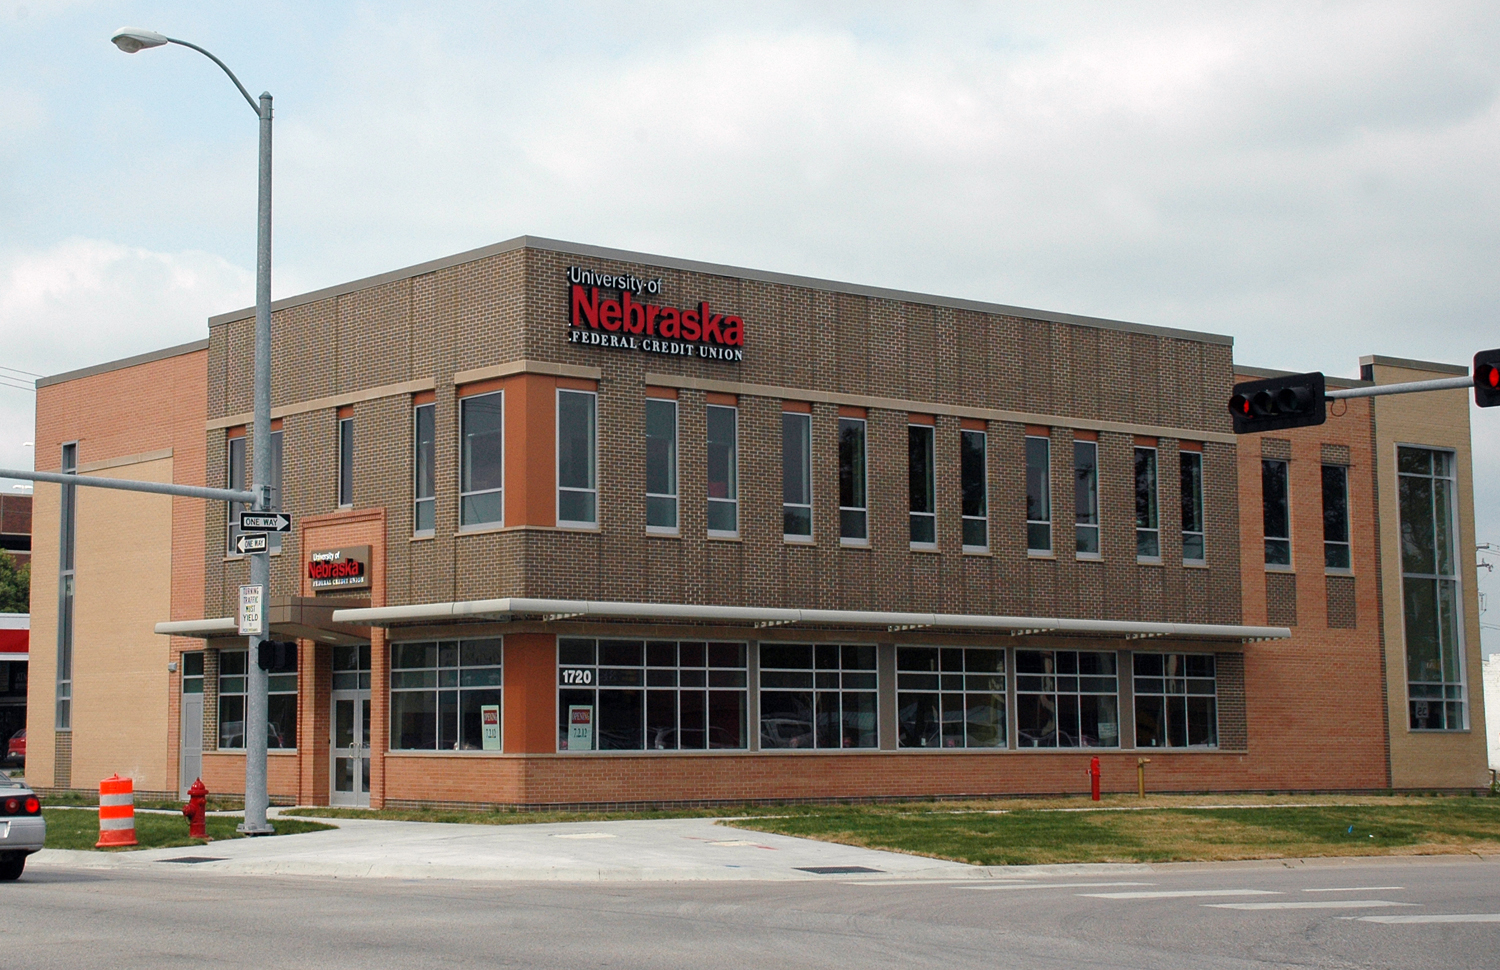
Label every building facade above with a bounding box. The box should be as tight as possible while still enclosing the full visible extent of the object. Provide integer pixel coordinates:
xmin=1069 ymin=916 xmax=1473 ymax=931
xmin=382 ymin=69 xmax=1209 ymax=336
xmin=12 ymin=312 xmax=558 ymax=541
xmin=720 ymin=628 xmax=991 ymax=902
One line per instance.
xmin=25 ymin=237 xmax=1490 ymax=806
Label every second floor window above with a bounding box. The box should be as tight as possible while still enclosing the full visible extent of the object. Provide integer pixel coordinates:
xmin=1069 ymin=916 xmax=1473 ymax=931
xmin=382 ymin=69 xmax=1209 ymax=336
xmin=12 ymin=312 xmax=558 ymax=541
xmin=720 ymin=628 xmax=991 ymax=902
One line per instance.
xmin=706 ymin=404 xmax=738 ymax=536
xmin=413 ymin=402 xmax=435 ymax=535
xmin=783 ymin=411 xmax=812 ymax=540
xmin=459 ymin=390 xmax=504 ymax=527
xmin=1025 ymin=435 xmax=1051 ymax=553
xmin=839 ymin=417 xmax=867 ymax=543
xmin=1262 ymin=459 xmax=1290 ymax=565
xmin=908 ymin=423 xmax=935 ymax=547
xmin=1074 ymin=438 xmax=1099 ymax=557
xmin=1181 ymin=449 xmax=1205 ymax=563
xmin=558 ymin=389 xmax=598 ymax=527
xmin=960 ymin=429 xmax=988 ymax=551
xmin=1135 ymin=446 xmax=1159 ymax=560
xmin=337 ymin=411 xmax=354 ymax=508
xmin=1322 ymin=463 xmax=1350 ymax=569
xmin=645 ymin=398 xmax=678 ymax=532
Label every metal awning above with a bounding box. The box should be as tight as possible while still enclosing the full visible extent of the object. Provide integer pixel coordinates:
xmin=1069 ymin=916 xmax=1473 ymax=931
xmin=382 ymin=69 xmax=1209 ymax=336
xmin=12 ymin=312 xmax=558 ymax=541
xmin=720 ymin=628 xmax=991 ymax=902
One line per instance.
xmin=328 ymin=597 xmax=1290 ymax=642
xmin=156 ymin=596 xmax=372 ymax=646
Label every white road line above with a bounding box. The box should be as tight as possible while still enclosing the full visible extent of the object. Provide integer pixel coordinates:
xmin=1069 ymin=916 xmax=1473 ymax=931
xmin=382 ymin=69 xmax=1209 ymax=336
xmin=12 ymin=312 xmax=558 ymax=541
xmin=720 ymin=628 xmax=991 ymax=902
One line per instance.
xmin=1207 ymin=900 xmax=1417 ymax=911
xmin=843 ymin=879 xmax=1033 ymax=886
xmin=965 ymin=882 xmax=1156 ymax=891
xmin=1355 ymin=914 xmax=1500 ymax=924
xmin=1081 ymin=889 xmax=1280 ymax=900
xmin=1303 ymin=886 xmax=1405 ymax=893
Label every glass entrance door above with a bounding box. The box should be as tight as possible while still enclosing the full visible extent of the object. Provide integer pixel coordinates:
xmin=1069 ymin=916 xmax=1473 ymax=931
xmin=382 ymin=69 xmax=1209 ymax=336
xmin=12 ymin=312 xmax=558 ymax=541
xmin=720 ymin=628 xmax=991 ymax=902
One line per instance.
xmin=331 ymin=691 xmax=370 ymax=806
xmin=330 ymin=643 xmax=372 ymax=807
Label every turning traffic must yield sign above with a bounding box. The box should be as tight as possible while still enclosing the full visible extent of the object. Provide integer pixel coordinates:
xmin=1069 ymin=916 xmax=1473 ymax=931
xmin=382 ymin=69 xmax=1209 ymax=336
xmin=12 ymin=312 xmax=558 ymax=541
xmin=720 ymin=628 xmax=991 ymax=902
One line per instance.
xmin=239 ymin=512 xmax=291 ymax=533
xmin=234 ymin=533 xmax=269 ymax=555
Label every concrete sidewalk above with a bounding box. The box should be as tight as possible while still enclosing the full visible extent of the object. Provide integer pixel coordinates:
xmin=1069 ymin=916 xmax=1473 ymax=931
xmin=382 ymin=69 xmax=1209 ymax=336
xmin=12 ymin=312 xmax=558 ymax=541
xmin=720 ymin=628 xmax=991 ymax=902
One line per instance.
xmin=26 ymin=811 xmax=1041 ymax=883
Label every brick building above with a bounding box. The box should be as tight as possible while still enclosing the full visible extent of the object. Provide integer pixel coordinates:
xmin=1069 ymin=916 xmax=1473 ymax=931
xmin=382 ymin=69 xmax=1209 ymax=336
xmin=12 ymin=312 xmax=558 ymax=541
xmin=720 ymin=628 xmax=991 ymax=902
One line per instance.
xmin=25 ymin=237 xmax=1490 ymax=805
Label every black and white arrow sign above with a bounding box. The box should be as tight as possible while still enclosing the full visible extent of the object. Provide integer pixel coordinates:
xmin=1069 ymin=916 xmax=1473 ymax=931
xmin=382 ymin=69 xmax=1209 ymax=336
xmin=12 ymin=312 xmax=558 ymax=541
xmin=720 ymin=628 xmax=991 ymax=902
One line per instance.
xmin=234 ymin=533 xmax=269 ymax=554
xmin=239 ymin=511 xmax=291 ymax=533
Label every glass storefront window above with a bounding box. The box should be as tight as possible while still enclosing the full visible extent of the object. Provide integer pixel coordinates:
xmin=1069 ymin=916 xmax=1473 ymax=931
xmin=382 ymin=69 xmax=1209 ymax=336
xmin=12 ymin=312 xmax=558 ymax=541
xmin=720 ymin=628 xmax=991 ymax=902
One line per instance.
xmin=1133 ymin=653 xmax=1217 ymax=748
xmin=897 ymin=647 xmax=1006 ymax=748
xmin=557 ymin=639 xmax=748 ymax=751
xmin=759 ymin=643 xmax=878 ymax=749
xmin=217 ymin=647 xmax=297 ymax=750
xmin=390 ymin=639 xmax=503 ymax=750
xmin=1015 ymin=649 xmax=1119 ymax=748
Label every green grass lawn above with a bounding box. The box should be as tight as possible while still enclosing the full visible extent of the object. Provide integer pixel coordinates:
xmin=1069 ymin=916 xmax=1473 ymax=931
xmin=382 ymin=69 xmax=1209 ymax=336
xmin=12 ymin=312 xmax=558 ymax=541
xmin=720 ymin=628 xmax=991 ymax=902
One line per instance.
xmin=41 ymin=808 xmax=333 ymax=852
xmin=724 ymin=798 xmax=1500 ymax=866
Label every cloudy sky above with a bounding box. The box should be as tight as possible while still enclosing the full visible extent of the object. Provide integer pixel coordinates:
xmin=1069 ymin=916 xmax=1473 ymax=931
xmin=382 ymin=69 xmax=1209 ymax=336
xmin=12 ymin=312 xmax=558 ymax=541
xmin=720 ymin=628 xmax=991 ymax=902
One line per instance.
xmin=2 ymin=1 xmax=1497 ymax=650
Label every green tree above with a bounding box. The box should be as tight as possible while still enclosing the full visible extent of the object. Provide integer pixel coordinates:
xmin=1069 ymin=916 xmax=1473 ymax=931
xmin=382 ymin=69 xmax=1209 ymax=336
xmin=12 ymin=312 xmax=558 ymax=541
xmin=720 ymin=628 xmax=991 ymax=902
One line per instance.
xmin=0 ymin=552 xmax=29 ymax=613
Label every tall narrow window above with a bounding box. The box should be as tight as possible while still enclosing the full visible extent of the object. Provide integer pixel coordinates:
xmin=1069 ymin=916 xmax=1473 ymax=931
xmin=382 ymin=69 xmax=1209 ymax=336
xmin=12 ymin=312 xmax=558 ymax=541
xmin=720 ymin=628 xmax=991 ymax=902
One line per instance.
xmin=1181 ymin=449 xmax=1205 ymax=563
xmin=413 ymin=402 xmax=435 ymax=535
xmin=460 ymin=390 xmax=504 ymax=527
xmin=706 ymin=404 xmax=738 ymax=536
xmin=645 ymin=397 xmax=678 ymax=532
xmin=1322 ymin=464 xmax=1350 ymax=569
xmin=226 ymin=432 xmax=247 ymax=554
xmin=1135 ymin=446 xmax=1160 ymax=560
xmin=838 ymin=417 xmax=867 ymax=543
xmin=1026 ymin=435 xmax=1051 ymax=553
xmin=337 ymin=411 xmax=354 ymax=508
xmin=908 ymin=423 xmax=935 ymax=547
xmin=960 ymin=429 xmax=988 ymax=551
xmin=268 ymin=427 xmax=283 ymax=554
xmin=558 ymin=389 xmax=597 ymax=527
xmin=1262 ymin=458 xmax=1290 ymax=565
xmin=1074 ymin=439 xmax=1099 ymax=557
xmin=1398 ymin=447 xmax=1465 ymax=730
xmin=56 ymin=441 xmax=76 ymax=730
xmin=783 ymin=411 xmax=812 ymax=540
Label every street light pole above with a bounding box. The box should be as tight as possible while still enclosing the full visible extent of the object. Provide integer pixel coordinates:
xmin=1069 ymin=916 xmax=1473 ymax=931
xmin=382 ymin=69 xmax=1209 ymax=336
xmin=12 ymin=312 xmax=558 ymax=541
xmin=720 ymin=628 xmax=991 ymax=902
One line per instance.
xmin=112 ymin=27 xmax=275 ymax=834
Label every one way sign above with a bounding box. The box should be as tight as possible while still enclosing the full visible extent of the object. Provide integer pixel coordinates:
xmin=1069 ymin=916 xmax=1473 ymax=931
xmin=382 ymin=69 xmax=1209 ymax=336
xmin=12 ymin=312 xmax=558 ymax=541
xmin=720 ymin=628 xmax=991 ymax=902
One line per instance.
xmin=239 ymin=512 xmax=291 ymax=533
xmin=234 ymin=533 xmax=269 ymax=554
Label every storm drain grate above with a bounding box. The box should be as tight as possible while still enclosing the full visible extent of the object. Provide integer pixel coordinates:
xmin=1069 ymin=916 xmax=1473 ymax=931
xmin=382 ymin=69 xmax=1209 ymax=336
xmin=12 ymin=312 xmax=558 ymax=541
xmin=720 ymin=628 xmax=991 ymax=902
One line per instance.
xmin=796 ymin=866 xmax=885 ymax=875
xmin=158 ymin=856 xmax=227 ymax=865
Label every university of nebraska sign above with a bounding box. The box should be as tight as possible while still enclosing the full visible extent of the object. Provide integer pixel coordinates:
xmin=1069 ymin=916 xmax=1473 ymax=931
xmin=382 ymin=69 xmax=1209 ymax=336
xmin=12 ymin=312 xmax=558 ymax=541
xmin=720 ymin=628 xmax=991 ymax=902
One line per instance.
xmin=307 ymin=545 xmax=370 ymax=593
xmin=565 ymin=266 xmax=744 ymax=362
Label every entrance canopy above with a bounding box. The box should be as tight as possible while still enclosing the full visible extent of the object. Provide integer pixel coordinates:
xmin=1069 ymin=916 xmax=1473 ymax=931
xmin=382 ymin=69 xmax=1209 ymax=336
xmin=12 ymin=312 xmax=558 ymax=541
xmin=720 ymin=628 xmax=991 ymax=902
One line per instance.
xmin=156 ymin=596 xmax=370 ymax=646
xmin=327 ymin=597 xmax=1289 ymax=643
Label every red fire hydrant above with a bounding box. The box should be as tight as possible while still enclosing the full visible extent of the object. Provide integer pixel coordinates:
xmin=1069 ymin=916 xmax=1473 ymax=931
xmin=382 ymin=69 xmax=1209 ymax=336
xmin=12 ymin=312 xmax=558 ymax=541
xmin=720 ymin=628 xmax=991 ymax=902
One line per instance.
xmin=1088 ymin=756 xmax=1101 ymax=802
xmin=183 ymin=778 xmax=209 ymax=839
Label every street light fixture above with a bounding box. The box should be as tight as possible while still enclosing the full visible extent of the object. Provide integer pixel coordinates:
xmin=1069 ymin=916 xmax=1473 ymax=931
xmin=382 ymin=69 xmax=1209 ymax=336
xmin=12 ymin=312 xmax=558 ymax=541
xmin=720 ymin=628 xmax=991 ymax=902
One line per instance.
xmin=111 ymin=28 xmax=277 ymax=836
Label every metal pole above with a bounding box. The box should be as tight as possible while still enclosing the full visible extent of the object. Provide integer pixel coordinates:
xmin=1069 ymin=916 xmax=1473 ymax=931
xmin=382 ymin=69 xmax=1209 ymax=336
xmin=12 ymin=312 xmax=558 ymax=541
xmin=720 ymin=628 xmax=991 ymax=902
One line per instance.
xmin=0 ymin=468 xmax=254 ymax=505
xmin=1325 ymin=375 xmax=1474 ymax=400
xmin=241 ymin=91 xmax=274 ymax=836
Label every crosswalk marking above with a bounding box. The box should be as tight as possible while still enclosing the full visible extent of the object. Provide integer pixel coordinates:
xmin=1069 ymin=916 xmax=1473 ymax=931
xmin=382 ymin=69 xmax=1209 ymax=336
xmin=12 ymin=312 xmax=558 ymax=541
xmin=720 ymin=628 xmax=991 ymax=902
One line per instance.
xmin=1356 ymin=913 xmax=1500 ymax=924
xmin=965 ymin=882 xmax=1155 ymax=891
xmin=1081 ymin=889 xmax=1280 ymax=900
xmin=1206 ymin=900 xmax=1417 ymax=911
xmin=1303 ymin=886 xmax=1404 ymax=893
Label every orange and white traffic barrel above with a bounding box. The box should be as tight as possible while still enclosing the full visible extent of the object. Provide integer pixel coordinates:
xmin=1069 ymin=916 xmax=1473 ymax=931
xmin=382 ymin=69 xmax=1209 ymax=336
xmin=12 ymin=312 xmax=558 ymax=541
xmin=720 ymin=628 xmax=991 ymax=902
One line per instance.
xmin=96 ymin=774 xmax=137 ymax=848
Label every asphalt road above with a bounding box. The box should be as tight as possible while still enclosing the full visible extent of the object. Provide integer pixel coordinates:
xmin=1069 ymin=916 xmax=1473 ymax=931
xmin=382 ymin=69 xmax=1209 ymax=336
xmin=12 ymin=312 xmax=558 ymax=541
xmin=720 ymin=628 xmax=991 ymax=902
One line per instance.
xmin=2 ymin=856 xmax=1497 ymax=968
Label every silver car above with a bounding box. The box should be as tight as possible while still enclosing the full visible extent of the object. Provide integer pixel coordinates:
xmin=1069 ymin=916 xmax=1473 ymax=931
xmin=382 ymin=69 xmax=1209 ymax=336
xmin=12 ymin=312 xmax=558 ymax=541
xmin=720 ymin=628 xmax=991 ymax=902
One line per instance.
xmin=0 ymin=772 xmax=44 ymax=880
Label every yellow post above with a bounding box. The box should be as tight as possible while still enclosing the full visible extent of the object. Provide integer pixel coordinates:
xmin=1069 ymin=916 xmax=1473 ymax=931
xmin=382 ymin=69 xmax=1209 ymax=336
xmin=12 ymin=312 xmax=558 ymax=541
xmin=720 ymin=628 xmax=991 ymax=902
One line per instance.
xmin=1137 ymin=758 xmax=1151 ymax=798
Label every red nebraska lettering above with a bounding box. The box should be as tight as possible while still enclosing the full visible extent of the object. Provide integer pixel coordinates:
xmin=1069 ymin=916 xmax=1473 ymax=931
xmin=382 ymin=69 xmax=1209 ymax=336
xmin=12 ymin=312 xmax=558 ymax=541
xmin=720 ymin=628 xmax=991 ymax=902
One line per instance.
xmin=568 ymin=283 xmax=744 ymax=347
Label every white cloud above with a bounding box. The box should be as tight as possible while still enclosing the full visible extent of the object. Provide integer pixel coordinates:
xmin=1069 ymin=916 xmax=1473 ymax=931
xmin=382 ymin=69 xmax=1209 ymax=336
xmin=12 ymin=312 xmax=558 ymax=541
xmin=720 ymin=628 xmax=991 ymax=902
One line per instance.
xmin=0 ymin=237 xmax=253 ymax=474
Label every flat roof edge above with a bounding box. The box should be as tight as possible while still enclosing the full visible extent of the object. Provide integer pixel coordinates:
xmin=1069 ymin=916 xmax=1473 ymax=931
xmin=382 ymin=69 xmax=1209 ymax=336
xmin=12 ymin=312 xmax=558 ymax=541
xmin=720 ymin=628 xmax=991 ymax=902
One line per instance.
xmin=206 ymin=235 xmax=1235 ymax=346
xmin=1236 ymin=364 xmax=1371 ymax=389
xmin=36 ymin=339 xmax=209 ymax=389
xmin=1358 ymin=354 xmax=1468 ymax=376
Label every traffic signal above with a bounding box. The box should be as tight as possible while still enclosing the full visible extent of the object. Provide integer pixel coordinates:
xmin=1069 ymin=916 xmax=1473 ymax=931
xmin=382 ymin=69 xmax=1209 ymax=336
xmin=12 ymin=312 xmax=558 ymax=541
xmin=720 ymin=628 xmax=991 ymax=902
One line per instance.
xmin=1476 ymin=349 xmax=1500 ymax=408
xmin=257 ymin=640 xmax=297 ymax=672
xmin=1227 ymin=371 xmax=1326 ymax=434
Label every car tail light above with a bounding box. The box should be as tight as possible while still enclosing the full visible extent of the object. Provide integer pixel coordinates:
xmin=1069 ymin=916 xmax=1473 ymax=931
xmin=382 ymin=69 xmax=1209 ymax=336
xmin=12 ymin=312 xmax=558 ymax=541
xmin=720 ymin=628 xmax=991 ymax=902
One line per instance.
xmin=0 ymin=795 xmax=39 ymax=816
xmin=24 ymin=796 xmax=40 ymax=815
xmin=1 ymin=796 xmax=17 ymax=815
